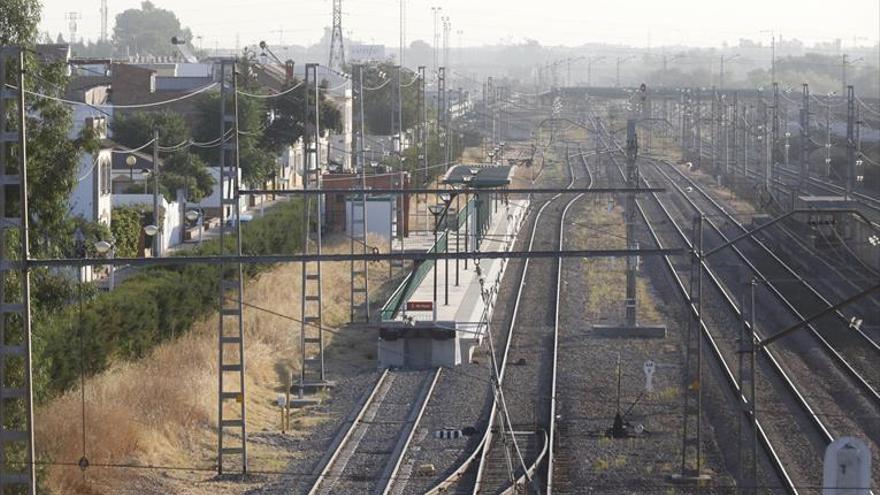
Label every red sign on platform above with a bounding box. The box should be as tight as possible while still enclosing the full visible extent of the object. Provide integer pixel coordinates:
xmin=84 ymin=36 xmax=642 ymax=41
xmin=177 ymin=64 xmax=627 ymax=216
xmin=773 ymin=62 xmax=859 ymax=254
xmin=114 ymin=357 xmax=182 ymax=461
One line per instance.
xmin=406 ymin=301 xmax=433 ymax=311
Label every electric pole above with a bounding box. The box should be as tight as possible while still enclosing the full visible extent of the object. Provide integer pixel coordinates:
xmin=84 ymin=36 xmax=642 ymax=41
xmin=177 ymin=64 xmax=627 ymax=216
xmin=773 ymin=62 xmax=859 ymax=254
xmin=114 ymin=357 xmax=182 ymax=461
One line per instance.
xmin=329 ymin=0 xmax=346 ymax=69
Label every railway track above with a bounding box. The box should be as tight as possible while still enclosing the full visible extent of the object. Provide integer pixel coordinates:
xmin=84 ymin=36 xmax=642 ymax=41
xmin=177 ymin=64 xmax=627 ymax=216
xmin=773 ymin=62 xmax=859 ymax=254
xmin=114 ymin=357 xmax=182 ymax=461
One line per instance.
xmin=308 ymin=368 xmax=441 ymax=495
xmin=651 ymin=159 xmax=880 ymax=407
xmin=472 ymin=144 xmax=592 ymax=495
xmin=595 ymin=120 xmax=801 ymax=492
xmin=613 ymin=122 xmax=880 ymax=490
xmin=422 ymin=143 xmax=590 ymax=494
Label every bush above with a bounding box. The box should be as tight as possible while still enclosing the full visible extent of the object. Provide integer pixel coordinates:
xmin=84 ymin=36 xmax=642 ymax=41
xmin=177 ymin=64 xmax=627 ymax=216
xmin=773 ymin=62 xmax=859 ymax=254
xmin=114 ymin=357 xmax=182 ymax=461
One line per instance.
xmin=111 ymin=206 xmax=143 ymax=258
xmin=35 ymin=199 xmax=304 ymax=396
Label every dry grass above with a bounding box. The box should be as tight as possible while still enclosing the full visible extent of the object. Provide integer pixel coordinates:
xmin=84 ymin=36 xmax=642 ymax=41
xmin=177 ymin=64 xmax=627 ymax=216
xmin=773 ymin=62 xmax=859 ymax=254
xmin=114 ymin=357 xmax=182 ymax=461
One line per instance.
xmin=36 ymin=234 xmax=391 ymax=494
xmin=569 ymin=200 xmax=663 ymax=326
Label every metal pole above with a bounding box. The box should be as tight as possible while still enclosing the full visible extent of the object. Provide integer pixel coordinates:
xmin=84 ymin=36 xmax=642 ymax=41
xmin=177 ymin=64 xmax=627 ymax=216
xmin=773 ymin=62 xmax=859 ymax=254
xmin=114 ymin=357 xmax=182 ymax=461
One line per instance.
xmin=152 ymin=128 xmax=160 ymax=257
xmin=625 ymin=119 xmax=638 ymax=327
xmin=455 ymin=192 xmax=460 ymax=286
xmin=695 ymin=214 xmax=704 ymax=474
xmin=432 ymin=214 xmax=438 ymax=321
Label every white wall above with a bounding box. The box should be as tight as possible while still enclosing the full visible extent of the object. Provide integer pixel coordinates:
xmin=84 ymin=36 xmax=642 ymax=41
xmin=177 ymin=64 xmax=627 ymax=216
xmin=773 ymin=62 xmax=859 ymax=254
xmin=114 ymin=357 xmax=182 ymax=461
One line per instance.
xmin=112 ymin=194 xmax=183 ymax=256
xmin=346 ymin=198 xmax=393 ymax=239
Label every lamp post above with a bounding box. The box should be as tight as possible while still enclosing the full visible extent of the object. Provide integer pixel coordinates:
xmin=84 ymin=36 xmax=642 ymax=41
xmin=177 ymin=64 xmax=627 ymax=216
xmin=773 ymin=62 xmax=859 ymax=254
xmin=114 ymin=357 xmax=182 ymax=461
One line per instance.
xmin=186 ymin=209 xmax=203 ymax=246
xmin=428 ymin=204 xmax=445 ymax=321
xmin=144 ymin=224 xmax=159 ymax=257
xmin=94 ymin=237 xmax=116 ymax=290
xmin=126 ymin=154 xmax=136 ymax=183
xmin=439 ymin=192 xmax=453 ymax=305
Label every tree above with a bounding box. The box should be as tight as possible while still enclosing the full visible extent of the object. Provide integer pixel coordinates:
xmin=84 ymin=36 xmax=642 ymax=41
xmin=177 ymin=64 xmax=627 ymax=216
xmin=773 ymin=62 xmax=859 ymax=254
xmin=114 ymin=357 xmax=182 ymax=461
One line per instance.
xmin=161 ymin=151 xmax=214 ymax=202
xmin=0 ymin=0 xmax=40 ymax=46
xmin=359 ymin=62 xmax=420 ymax=135
xmin=113 ymin=1 xmax=193 ymax=57
xmin=112 ymin=110 xmax=214 ymax=201
xmin=112 ymin=110 xmax=190 ymax=149
xmin=261 ymin=78 xmax=343 ymax=155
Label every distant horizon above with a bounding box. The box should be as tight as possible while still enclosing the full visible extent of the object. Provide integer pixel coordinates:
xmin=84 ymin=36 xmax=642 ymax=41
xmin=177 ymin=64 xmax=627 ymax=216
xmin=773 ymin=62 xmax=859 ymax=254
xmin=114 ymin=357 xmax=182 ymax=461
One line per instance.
xmin=38 ymin=0 xmax=880 ymax=52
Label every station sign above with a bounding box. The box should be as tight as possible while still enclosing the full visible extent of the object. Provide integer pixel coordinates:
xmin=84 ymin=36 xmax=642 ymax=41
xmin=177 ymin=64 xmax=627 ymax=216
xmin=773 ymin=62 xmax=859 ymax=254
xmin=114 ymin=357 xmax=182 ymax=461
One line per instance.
xmin=406 ymin=301 xmax=433 ymax=311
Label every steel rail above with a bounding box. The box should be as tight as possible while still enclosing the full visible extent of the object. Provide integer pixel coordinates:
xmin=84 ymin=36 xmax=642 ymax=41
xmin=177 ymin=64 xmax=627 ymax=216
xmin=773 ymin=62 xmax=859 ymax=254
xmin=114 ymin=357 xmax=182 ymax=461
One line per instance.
xmin=379 ymin=368 xmax=442 ymax=495
xmin=601 ymin=141 xmax=803 ymax=492
xmin=547 ymin=147 xmax=593 ymax=494
xmin=654 ymin=160 xmax=880 ymax=406
xmin=601 ymin=120 xmax=803 ymax=492
xmin=424 ymin=147 xmax=585 ymax=495
xmin=471 ymin=146 xmax=583 ymax=495
xmin=308 ymin=368 xmax=440 ymax=495
xmin=307 ymin=370 xmax=390 ymax=495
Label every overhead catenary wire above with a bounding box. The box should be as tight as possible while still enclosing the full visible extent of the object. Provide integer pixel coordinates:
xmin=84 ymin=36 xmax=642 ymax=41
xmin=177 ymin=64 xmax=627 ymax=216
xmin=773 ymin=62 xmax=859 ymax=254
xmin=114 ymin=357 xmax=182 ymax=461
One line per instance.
xmin=7 ymin=82 xmax=219 ymax=109
xmin=236 ymin=80 xmax=305 ymax=99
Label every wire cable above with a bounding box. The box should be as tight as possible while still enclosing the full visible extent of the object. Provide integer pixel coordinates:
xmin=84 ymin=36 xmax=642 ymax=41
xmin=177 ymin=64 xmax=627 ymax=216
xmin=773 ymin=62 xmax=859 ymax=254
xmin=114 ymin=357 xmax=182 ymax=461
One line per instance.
xmin=8 ymin=82 xmax=218 ymax=109
xmin=236 ymin=80 xmax=304 ymax=99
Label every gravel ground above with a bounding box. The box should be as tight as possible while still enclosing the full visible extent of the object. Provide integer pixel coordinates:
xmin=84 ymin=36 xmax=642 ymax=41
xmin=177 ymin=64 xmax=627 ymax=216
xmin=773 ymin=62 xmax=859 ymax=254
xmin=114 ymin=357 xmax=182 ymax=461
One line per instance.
xmin=552 ymin=153 xmax=736 ymax=494
xmin=642 ymin=160 xmax=880 ymax=490
xmin=395 ymin=143 xmax=573 ymax=495
xmin=245 ymin=370 xmax=382 ymax=494
xmin=311 ymin=369 xmax=437 ymax=495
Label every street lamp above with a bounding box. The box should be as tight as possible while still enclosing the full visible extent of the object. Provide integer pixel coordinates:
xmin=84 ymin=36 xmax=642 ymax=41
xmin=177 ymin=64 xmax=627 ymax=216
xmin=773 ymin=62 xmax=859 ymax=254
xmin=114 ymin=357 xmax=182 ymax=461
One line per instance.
xmin=186 ymin=209 xmax=203 ymax=246
xmin=94 ymin=237 xmax=116 ymax=290
xmin=428 ymin=204 xmax=446 ymax=321
xmin=439 ymin=192 xmax=453 ymax=305
xmin=126 ymin=154 xmax=137 ymax=183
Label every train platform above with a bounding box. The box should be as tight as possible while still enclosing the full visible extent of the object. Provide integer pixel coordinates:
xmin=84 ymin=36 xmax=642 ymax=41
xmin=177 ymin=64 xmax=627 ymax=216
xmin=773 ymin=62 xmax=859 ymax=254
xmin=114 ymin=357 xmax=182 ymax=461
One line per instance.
xmin=377 ymin=192 xmax=529 ymax=369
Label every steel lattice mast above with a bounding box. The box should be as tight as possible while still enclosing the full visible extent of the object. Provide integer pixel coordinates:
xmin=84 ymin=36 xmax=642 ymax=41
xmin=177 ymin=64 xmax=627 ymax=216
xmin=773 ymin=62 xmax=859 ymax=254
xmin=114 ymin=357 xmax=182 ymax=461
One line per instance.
xmin=328 ymin=0 xmax=346 ymax=69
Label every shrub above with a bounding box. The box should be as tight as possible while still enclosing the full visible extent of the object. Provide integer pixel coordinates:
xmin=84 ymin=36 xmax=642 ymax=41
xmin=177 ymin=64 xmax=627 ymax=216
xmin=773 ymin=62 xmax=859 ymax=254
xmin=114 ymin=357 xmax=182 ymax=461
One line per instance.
xmin=34 ymin=199 xmax=304 ymax=396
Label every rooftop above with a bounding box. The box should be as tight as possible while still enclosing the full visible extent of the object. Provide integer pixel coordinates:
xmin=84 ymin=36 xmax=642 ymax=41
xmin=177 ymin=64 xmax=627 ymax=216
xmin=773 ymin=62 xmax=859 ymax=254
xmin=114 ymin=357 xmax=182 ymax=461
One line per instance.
xmin=442 ymin=164 xmax=514 ymax=188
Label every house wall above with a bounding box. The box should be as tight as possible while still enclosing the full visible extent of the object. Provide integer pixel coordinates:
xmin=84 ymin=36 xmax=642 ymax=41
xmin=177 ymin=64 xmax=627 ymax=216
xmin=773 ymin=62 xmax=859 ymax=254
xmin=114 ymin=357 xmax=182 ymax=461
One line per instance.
xmin=112 ymin=194 xmax=182 ymax=256
xmin=322 ymin=172 xmax=411 ymax=234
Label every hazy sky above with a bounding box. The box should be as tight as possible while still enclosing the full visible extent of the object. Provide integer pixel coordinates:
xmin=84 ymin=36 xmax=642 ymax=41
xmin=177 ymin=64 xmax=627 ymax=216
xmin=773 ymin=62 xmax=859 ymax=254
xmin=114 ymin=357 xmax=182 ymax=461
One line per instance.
xmin=39 ymin=0 xmax=880 ymax=50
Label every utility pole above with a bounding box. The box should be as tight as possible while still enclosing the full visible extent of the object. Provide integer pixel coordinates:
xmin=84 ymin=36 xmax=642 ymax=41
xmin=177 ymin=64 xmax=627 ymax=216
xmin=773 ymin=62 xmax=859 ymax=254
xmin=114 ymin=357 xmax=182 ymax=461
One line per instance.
xmin=298 ymin=63 xmax=329 ymax=401
xmin=216 ymin=58 xmax=248 ymax=475
xmin=846 ymin=85 xmax=856 ymax=200
xmin=328 ymin=0 xmax=345 ymax=69
xmin=799 ymin=84 xmax=810 ymax=197
xmin=350 ymin=64 xmax=370 ymax=323
xmin=99 ymin=0 xmax=108 ymax=42
xmin=152 ymin=128 xmax=160 ymax=257
xmin=0 ymin=45 xmax=37 ymax=494
xmin=624 ymin=119 xmax=639 ymax=327
xmin=695 ymin=88 xmax=702 ymax=169
xmin=731 ymin=92 xmax=739 ymax=176
xmin=771 ymin=83 xmax=780 ymax=165
xmin=399 ymin=0 xmax=406 ymax=67
xmin=674 ymin=215 xmax=709 ymax=483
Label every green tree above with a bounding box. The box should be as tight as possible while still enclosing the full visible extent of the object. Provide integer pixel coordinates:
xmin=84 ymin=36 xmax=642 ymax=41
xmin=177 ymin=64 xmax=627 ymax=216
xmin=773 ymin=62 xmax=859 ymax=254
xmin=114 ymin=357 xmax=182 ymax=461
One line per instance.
xmin=261 ymin=78 xmax=343 ymax=154
xmin=359 ymin=62 xmax=421 ymax=134
xmin=193 ymin=89 xmax=276 ymax=185
xmin=112 ymin=110 xmax=214 ymax=202
xmin=161 ymin=151 xmax=214 ymax=202
xmin=113 ymin=1 xmax=193 ymax=57
xmin=112 ymin=110 xmax=190 ymax=149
